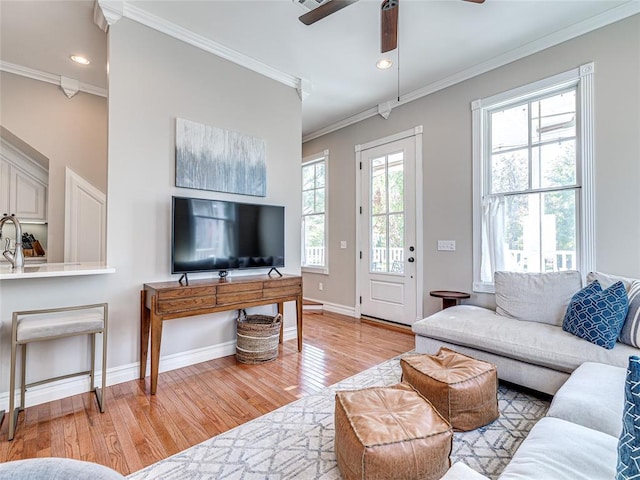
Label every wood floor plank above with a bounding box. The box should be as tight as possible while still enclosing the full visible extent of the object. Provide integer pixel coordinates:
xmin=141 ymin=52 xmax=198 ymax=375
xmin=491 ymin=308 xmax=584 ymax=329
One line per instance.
xmin=0 ymin=311 xmax=413 ymax=474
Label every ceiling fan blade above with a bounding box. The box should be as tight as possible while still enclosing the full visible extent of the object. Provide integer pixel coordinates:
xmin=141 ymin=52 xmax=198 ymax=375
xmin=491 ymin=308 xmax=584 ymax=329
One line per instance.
xmin=381 ymin=0 xmax=398 ymax=53
xmin=299 ymin=0 xmax=359 ymax=25
xmin=463 ymin=0 xmax=486 ymax=3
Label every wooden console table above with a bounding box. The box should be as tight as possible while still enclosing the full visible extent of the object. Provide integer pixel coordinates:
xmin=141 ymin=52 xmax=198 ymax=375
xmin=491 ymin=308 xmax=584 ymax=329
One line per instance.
xmin=140 ymin=274 xmax=303 ymax=394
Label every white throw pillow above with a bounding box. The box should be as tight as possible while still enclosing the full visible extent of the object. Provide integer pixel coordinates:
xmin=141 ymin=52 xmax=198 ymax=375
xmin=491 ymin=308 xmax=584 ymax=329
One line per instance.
xmin=495 ymin=270 xmax=582 ymax=326
xmin=587 ymin=271 xmax=637 ymax=290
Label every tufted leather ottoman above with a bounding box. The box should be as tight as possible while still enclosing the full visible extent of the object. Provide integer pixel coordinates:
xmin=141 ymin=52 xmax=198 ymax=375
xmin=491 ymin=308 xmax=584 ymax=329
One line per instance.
xmin=401 ymin=347 xmax=499 ymax=431
xmin=334 ymin=383 xmax=452 ymax=480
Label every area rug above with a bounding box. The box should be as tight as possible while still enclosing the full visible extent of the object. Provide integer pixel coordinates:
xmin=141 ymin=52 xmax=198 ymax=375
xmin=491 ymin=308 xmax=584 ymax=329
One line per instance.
xmin=128 ymin=355 xmax=550 ymax=480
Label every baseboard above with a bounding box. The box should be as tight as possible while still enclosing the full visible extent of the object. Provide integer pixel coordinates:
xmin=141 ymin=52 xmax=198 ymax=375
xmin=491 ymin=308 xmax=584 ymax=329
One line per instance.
xmin=303 ymin=303 xmax=323 ymax=312
xmin=0 ymin=326 xmax=298 ymax=410
xmin=317 ymin=300 xmax=357 ymax=318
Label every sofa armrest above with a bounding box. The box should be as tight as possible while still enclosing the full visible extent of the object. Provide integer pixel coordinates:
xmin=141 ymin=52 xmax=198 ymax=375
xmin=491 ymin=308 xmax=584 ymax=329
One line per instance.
xmin=440 ymin=462 xmax=490 ymax=480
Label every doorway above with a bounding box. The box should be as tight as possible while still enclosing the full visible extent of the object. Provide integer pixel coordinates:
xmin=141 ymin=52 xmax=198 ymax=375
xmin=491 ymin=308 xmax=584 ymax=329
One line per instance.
xmin=356 ymin=127 xmax=423 ymax=326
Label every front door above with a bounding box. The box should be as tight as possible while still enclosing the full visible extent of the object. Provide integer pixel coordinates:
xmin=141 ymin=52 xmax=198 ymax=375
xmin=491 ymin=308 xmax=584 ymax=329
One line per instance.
xmin=359 ymin=135 xmax=417 ymax=325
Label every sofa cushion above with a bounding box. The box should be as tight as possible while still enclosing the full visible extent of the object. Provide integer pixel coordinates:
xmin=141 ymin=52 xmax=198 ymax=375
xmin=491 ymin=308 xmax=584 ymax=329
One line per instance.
xmin=498 ymin=417 xmax=618 ymax=480
xmin=617 ymin=356 xmax=640 ymax=479
xmin=412 ymin=305 xmax=639 ymax=373
xmin=547 ymin=362 xmax=625 ymax=437
xmin=494 ymin=270 xmax=582 ymax=327
xmin=562 ymin=281 xmax=628 ymax=349
xmin=619 ymin=281 xmax=640 ymax=347
xmin=440 ymin=463 xmax=489 ymax=480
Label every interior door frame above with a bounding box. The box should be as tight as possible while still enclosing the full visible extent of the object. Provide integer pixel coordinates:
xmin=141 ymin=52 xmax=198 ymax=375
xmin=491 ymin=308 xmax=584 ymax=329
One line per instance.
xmin=354 ymin=125 xmax=424 ymax=324
xmin=64 ymin=167 xmax=107 ymax=262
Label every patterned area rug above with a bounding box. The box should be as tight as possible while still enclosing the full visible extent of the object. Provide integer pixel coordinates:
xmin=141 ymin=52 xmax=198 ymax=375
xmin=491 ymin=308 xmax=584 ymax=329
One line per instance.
xmin=128 ymin=356 xmax=549 ymax=480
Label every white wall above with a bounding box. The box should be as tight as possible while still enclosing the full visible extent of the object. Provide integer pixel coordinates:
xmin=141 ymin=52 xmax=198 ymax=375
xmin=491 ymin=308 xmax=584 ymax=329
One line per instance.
xmin=302 ymin=15 xmax=640 ymax=315
xmin=0 ymin=72 xmax=108 ymax=262
xmin=0 ymin=18 xmax=301 ymax=409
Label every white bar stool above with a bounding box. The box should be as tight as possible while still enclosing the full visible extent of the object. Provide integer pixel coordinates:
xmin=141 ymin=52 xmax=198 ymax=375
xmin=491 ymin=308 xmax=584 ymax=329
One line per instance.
xmin=8 ymin=303 xmax=108 ymax=441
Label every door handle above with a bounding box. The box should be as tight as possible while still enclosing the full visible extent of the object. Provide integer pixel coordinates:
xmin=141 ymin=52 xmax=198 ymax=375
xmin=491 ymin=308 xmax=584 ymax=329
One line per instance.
xmin=407 ymin=257 xmax=415 ymax=263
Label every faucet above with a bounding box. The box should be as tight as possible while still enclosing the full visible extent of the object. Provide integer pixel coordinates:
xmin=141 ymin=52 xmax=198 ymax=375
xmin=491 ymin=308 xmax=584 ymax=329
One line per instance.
xmin=0 ymin=214 xmax=24 ymax=269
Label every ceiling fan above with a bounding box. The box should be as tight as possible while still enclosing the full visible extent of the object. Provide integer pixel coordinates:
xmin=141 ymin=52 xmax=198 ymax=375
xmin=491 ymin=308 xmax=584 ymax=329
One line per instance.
xmin=299 ymin=0 xmax=485 ymax=53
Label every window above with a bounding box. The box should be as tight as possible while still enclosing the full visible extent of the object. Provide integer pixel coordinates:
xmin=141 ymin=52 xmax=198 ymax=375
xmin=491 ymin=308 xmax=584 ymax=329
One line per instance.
xmin=302 ymin=151 xmax=328 ymax=273
xmin=472 ymin=64 xmax=595 ymax=292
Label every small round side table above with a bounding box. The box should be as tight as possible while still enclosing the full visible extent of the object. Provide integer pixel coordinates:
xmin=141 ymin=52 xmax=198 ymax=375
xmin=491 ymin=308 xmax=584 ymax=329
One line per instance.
xmin=430 ymin=290 xmax=470 ymax=310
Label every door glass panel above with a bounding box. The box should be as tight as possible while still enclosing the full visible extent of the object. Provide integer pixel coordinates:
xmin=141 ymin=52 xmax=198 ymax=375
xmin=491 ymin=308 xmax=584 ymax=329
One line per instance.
xmin=389 ymin=213 xmax=404 ymax=273
xmin=371 ymin=156 xmax=386 ymax=215
xmin=388 ymin=153 xmax=404 ymax=213
xmin=369 ymin=153 xmax=405 ymax=274
xmin=371 ymin=215 xmax=387 ymax=272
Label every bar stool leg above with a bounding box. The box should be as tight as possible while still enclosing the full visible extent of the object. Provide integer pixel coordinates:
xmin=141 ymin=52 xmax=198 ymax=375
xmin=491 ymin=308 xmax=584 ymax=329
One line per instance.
xmin=8 ymin=324 xmax=17 ymax=441
xmin=20 ymin=344 xmax=26 ymax=411
xmin=90 ymin=332 xmax=96 ymax=392
xmin=100 ymin=325 xmax=107 ymax=412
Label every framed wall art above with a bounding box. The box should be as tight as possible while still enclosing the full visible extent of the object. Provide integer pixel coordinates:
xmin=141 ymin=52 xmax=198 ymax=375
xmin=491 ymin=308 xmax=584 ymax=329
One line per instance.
xmin=176 ymin=118 xmax=266 ymax=196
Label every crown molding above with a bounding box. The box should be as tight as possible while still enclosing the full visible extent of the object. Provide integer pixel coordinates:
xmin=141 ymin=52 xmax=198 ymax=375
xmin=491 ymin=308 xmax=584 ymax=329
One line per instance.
xmin=0 ymin=61 xmax=108 ymax=98
xmin=302 ymin=1 xmax=640 ymax=143
xmin=94 ymin=0 xmax=124 ymax=32
xmin=119 ymin=2 xmax=301 ymax=90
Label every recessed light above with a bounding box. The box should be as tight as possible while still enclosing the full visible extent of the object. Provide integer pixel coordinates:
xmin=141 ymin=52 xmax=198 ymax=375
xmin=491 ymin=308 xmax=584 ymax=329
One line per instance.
xmin=70 ymin=55 xmax=90 ymax=65
xmin=376 ymin=58 xmax=393 ymax=70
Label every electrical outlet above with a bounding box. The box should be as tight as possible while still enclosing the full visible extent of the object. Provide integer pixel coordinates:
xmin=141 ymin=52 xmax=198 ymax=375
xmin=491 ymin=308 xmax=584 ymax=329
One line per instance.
xmin=437 ymin=240 xmax=456 ymax=251
xmin=340 ymin=240 xmax=347 ymax=249
xmin=319 ymin=282 xmax=323 ymax=291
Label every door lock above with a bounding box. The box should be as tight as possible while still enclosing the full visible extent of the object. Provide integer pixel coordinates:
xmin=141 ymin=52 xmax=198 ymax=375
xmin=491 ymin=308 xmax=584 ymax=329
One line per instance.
xmin=408 ymin=257 xmax=415 ymax=263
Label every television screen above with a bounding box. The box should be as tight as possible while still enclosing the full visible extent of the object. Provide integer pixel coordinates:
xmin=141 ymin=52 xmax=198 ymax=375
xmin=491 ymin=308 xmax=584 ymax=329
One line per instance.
xmin=172 ymin=196 xmax=285 ymax=274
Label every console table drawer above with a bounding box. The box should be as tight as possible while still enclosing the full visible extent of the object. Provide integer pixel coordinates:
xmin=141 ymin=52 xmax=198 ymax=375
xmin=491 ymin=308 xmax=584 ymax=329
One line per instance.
xmin=157 ymin=286 xmax=217 ymax=300
xmin=217 ymin=290 xmax=262 ymax=305
xmin=157 ymin=296 xmax=217 ymax=314
xmin=264 ymin=277 xmax=302 ymax=289
xmin=263 ymin=285 xmax=302 ymax=299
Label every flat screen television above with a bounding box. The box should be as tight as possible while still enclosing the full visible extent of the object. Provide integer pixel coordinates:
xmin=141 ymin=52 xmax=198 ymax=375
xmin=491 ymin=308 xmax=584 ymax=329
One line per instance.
xmin=171 ymin=196 xmax=285 ymax=278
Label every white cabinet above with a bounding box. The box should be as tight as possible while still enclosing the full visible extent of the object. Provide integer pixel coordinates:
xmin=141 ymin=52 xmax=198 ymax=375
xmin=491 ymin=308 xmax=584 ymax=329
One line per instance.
xmin=0 ymin=158 xmax=48 ymax=222
xmin=0 ymin=160 xmax=9 ymax=216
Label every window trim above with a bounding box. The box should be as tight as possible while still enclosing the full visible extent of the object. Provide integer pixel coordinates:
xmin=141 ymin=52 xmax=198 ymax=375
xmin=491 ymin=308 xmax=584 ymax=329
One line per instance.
xmin=472 ymin=63 xmax=595 ymax=293
xmin=301 ymin=150 xmax=329 ymax=275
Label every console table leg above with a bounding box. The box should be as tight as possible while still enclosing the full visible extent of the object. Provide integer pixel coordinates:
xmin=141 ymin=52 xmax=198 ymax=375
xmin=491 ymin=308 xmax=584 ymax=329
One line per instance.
xmin=296 ymin=295 xmax=303 ymax=352
xmin=150 ymin=296 xmax=163 ymax=395
xmin=140 ymin=290 xmax=151 ymax=380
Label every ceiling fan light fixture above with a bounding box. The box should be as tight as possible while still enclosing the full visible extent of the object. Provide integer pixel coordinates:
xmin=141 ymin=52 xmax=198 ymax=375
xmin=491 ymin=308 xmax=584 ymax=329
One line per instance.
xmin=376 ymin=58 xmax=393 ymax=70
xmin=70 ymin=55 xmax=90 ymax=65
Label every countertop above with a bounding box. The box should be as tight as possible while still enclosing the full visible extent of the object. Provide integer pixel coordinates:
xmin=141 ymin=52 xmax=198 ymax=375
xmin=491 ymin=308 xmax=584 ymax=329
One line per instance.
xmin=0 ymin=262 xmax=115 ymax=280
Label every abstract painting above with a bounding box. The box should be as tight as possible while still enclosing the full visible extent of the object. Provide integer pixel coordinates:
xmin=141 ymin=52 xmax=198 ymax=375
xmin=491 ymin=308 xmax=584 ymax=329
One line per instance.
xmin=176 ymin=118 xmax=266 ymax=196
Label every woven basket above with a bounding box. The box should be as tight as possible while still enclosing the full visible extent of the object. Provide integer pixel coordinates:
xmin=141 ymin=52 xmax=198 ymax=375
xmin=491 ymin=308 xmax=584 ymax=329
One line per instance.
xmin=236 ymin=310 xmax=282 ymax=364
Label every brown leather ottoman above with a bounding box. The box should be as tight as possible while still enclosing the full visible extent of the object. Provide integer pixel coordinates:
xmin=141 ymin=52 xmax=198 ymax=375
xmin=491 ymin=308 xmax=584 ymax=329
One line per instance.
xmin=401 ymin=348 xmax=499 ymax=431
xmin=334 ymin=383 xmax=452 ymax=480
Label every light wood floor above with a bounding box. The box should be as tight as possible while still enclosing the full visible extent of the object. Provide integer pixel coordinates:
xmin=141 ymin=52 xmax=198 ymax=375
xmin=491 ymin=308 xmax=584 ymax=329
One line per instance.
xmin=0 ymin=311 xmax=414 ymax=474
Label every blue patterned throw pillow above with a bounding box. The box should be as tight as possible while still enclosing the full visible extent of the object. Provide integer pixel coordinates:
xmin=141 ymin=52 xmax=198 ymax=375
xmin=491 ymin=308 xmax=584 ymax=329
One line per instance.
xmin=617 ymin=356 xmax=640 ymax=479
xmin=562 ymin=280 xmax=629 ymax=349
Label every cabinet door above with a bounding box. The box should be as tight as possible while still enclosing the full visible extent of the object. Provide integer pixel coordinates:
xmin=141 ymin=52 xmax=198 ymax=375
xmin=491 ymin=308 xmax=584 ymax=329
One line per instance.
xmin=11 ymin=166 xmax=47 ymax=221
xmin=0 ymin=160 xmax=9 ymax=216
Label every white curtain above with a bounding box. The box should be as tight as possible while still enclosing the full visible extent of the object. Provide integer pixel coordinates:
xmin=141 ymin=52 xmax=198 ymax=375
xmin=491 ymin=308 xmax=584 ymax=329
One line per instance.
xmin=481 ymin=196 xmax=506 ymax=283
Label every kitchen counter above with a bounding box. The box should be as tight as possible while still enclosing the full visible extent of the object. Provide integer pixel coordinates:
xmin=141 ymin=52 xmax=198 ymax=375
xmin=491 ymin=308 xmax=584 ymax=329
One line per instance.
xmin=0 ymin=262 xmax=115 ymax=280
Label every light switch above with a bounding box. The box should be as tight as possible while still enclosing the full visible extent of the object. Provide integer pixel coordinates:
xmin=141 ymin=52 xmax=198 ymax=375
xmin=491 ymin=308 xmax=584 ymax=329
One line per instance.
xmin=340 ymin=241 xmax=347 ymax=249
xmin=437 ymin=240 xmax=456 ymax=251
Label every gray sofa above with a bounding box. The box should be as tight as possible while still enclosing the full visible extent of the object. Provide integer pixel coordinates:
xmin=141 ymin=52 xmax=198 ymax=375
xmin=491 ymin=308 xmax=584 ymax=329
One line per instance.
xmin=413 ymin=270 xmax=640 ymax=395
xmin=441 ymin=361 xmax=626 ymax=479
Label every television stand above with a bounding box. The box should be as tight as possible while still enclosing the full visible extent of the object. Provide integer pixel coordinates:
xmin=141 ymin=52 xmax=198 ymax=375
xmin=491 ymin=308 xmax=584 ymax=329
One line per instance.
xmin=268 ymin=267 xmax=282 ymax=277
xmin=140 ymin=274 xmax=303 ymax=394
xmin=178 ymin=273 xmax=189 ymax=286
